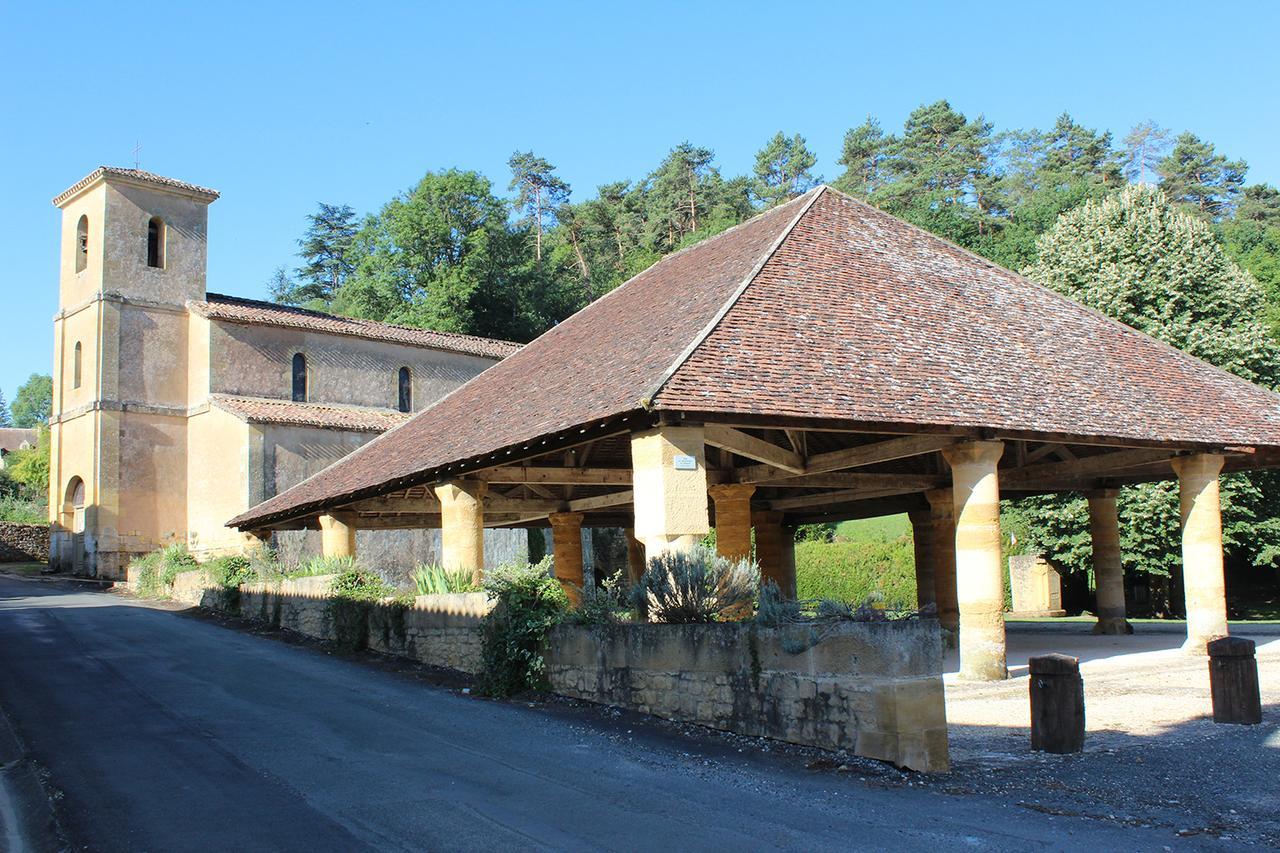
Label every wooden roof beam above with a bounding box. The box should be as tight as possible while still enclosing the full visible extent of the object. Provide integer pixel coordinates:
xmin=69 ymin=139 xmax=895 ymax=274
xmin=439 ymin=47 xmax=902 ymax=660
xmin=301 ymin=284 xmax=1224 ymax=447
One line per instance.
xmin=476 ymin=466 xmax=632 ymax=486
xmin=736 ymin=433 xmax=960 ymax=484
xmin=705 ymin=424 xmax=805 ymax=473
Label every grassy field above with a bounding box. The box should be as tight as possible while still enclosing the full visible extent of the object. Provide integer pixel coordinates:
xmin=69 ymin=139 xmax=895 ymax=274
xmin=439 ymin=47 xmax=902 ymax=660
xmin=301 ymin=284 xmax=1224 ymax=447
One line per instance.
xmin=835 ymin=513 xmax=911 ymax=543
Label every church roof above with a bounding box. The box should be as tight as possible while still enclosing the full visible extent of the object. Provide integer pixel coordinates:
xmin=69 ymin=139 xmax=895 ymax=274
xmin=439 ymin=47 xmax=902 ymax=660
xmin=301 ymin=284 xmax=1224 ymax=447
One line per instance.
xmin=209 ymin=395 xmax=410 ymax=433
xmin=190 ymin=294 xmax=522 ymax=360
xmin=53 ymin=167 xmax=221 ymax=206
xmin=229 ymin=185 xmax=1280 ymax=529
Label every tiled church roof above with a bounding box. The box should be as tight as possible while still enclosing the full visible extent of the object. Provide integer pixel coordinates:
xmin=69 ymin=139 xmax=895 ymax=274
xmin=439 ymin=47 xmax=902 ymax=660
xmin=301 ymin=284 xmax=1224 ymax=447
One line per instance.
xmin=53 ymin=167 xmax=221 ymax=205
xmin=210 ymin=395 xmax=410 ymax=433
xmin=191 ymin=294 xmax=522 ymax=360
xmin=230 ymin=186 xmax=1280 ymax=529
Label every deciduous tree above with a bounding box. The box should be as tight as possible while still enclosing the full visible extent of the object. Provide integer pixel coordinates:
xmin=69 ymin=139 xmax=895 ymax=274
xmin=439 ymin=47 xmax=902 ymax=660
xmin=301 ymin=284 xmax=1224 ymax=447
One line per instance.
xmin=10 ymin=374 xmax=51 ymax=428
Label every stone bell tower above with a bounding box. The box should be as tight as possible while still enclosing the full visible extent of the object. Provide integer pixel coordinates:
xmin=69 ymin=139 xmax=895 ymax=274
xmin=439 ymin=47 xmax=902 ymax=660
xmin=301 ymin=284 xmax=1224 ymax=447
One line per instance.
xmin=48 ymin=168 xmax=219 ymax=577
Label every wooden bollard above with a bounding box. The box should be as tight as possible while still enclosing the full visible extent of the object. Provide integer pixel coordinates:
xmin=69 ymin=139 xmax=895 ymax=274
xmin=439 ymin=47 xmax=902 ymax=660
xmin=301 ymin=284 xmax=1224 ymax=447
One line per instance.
xmin=1207 ymin=636 xmax=1262 ymax=725
xmin=1029 ymin=654 xmax=1085 ymax=753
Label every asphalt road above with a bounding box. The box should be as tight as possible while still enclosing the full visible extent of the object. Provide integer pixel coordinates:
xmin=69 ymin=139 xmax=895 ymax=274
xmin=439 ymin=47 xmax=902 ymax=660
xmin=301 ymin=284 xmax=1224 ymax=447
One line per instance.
xmin=0 ymin=575 xmax=1233 ymax=851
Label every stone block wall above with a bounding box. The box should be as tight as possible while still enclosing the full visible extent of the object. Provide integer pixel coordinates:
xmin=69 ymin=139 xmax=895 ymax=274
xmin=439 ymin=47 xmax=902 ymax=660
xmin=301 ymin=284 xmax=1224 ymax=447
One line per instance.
xmin=545 ymin=621 xmax=948 ymax=772
xmin=0 ymin=523 xmax=50 ymax=562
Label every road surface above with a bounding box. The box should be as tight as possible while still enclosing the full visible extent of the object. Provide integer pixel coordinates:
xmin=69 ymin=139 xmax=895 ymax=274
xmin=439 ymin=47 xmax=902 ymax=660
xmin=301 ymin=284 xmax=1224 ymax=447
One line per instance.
xmin=0 ymin=575 xmax=1225 ymax=851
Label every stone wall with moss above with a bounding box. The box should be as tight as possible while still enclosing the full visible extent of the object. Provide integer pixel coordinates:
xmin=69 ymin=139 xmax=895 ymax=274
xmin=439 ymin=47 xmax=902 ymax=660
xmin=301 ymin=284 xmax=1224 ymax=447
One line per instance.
xmin=545 ymin=621 xmax=948 ymax=772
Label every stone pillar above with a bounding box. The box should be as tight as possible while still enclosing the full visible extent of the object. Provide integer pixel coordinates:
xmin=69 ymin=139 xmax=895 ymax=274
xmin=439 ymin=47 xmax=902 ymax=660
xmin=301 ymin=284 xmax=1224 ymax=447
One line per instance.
xmin=318 ymin=512 xmax=356 ymax=559
xmin=630 ymin=425 xmax=709 ymax=562
xmin=1171 ymin=453 xmax=1229 ymax=653
xmin=908 ymin=508 xmax=937 ymax=610
xmin=625 ymin=528 xmax=648 ymax=621
xmin=549 ymin=512 xmax=585 ymax=605
xmin=925 ymin=488 xmax=958 ymax=646
xmin=752 ymin=510 xmax=796 ymax=599
xmin=434 ymin=480 xmax=487 ymax=586
xmin=709 ymin=483 xmax=756 ymax=562
xmin=942 ymin=441 xmax=1007 ymax=681
xmin=1087 ymin=490 xmax=1132 ymax=635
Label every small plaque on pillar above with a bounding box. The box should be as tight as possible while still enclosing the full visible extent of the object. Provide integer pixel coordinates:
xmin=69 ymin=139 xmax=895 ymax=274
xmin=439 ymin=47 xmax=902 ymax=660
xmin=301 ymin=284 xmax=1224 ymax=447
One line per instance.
xmin=673 ymin=454 xmax=697 ymax=471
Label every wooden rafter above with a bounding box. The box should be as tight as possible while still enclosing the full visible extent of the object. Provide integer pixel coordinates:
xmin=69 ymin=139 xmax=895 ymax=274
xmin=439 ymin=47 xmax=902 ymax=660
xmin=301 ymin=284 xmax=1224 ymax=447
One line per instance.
xmin=1001 ymin=448 xmax=1176 ymax=487
xmin=476 ymin=466 xmax=631 ymax=486
xmin=735 ymin=433 xmax=960 ymax=483
xmin=705 ymin=424 xmax=805 ymax=473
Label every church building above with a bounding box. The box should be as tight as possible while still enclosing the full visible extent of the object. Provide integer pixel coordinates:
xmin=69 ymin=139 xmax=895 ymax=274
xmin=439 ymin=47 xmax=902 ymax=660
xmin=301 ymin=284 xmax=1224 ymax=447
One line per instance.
xmin=48 ymin=167 xmax=525 ymax=578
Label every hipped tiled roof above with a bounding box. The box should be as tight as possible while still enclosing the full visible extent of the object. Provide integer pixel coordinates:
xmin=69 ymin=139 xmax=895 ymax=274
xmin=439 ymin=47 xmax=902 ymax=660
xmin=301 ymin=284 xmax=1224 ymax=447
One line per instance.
xmin=190 ymin=294 xmax=521 ymax=360
xmin=229 ymin=186 xmax=1280 ymax=529
xmin=210 ymin=395 xmax=410 ymax=433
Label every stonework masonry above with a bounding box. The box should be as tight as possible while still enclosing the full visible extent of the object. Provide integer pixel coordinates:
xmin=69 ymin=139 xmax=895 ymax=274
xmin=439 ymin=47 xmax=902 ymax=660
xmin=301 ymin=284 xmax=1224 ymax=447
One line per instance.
xmin=156 ymin=571 xmax=948 ymax=772
xmin=0 ymin=523 xmax=51 ymax=562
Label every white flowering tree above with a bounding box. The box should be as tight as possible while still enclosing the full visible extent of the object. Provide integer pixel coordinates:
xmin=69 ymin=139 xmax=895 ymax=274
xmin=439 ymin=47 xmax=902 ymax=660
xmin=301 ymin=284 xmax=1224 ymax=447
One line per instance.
xmin=1006 ymin=185 xmax=1280 ymax=611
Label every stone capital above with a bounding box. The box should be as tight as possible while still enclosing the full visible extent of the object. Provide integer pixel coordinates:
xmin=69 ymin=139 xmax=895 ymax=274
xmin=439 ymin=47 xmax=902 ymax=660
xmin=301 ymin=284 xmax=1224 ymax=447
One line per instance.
xmin=1170 ymin=453 xmax=1225 ymax=482
xmin=941 ymin=440 xmax=1005 ymax=470
xmin=433 ymin=479 xmax=488 ymax=503
xmin=707 ymin=483 xmax=757 ymax=504
xmin=548 ymin=511 xmax=585 ymax=530
xmin=924 ymin=488 xmax=953 ymax=513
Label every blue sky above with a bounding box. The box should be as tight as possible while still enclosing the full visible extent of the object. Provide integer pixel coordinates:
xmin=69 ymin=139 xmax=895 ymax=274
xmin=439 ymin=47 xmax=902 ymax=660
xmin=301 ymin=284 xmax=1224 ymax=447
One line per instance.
xmin=2 ymin=0 xmax=1278 ymax=407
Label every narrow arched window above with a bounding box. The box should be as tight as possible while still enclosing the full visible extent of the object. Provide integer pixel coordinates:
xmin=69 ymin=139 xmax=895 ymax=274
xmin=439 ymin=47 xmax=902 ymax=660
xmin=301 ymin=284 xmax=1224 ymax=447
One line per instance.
xmin=291 ymin=353 xmax=307 ymax=402
xmin=397 ymin=367 xmax=412 ymax=413
xmin=75 ymin=215 xmax=89 ymax=273
xmin=146 ymin=216 xmax=165 ymax=268
xmin=72 ymin=341 xmax=83 ymax=389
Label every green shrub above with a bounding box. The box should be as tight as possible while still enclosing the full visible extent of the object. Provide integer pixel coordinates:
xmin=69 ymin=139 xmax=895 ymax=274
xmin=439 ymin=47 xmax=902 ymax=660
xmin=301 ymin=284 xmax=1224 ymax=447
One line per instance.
xmin=130 ymin=544 xmax=197 ymax=598
xmin=632 ymin=546 xmax=758 ymax=623
xmin=287 ymin=555 xmax=358 ymax=579
xmin=477 ymin=558 xmax=569 ymax=698
xmin=325 ymin=567 xmax=395 ymax=652
xmin=794 ymin=538 xmax=917 ymax=611
xmin=565 ymin=570 xmax=631 ymax=626
xmin=329 ymin=567 xmax=393 ymax=601
xmin=130 ymin=551 xmax=165 ymax=598
xmin=412 ymin=564 xmax=481 ymax=595
xmin=157 ymin=543 xmax=199 ymax=588
xmin=0 ymin=494 xmax=46 ymax=524
xmin=247 ymin=547 xmax=284 ymax=583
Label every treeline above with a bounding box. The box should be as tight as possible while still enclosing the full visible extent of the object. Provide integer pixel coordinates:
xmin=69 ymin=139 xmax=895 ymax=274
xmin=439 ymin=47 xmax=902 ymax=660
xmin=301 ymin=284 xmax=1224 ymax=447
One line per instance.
xmin=268 ymin=100 xmax=1280 ymax=344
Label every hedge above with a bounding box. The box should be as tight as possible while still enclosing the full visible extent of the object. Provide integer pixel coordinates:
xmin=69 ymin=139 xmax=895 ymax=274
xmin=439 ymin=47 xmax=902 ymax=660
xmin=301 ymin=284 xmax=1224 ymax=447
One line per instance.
xmin=794 ymin=538 xmax=917 ymax=610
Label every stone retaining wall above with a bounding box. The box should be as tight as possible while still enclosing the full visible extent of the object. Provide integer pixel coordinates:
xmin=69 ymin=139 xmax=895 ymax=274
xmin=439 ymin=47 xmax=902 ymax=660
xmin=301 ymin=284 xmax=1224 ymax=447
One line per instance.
xmin=546 ymin=621 xmax=948 ymax=772
xmin=0 ymin=523 xmax=49 ymax=562
xmin=160 ymin=573 xmax=947 ymax=772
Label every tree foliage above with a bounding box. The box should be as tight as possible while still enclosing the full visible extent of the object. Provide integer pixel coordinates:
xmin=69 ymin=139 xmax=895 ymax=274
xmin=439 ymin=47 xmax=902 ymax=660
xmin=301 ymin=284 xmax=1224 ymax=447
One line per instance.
xmin=1010 ymin=185 xmax=1280 ymax=588
xmin=10 ymin=374 xmax=51 ymax=428
xmin=752 ymin=132 xmax=819 ymax=208
xmin=275 ymin=204 xmax=359 ymax=307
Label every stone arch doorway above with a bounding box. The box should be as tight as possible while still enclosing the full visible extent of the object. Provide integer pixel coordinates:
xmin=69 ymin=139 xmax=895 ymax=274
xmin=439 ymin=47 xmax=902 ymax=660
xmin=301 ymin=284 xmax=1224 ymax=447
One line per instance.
xmin=62 ymin=477 xmax=86 ymax=574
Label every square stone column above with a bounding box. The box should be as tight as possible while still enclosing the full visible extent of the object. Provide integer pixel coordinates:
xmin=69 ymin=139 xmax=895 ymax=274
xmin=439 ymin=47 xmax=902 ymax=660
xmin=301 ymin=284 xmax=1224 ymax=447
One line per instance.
xmin=630 ymin=425 xmax=709 ymax=562
xmin=908 ymin=508 xmax=937 ymax=610
xmin=1087 ymin=490 xmax=1132 ymax=635
xmin=1171 ymin=453 xmax=1229 ymax=653
xmin=433 ymin=480 xmax=487 ymax=585
xmin=318 ymin=512 xmax=356 ymax=559
xmin=925 ymin=488 xmax=958 ymax=647
xmin=942 ymin=441 xmax=1007 ymax=681
xmin=752 ymin=510 xmax=796 ymax=599
xmin=549 ymin=511 xmax=585 ymax=605
xmin=709 ymin=483 xmax=756 ymax=562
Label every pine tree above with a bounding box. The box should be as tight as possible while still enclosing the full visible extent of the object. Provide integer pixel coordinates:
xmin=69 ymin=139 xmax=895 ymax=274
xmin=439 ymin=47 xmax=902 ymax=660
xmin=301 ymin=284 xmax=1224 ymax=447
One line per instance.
xmin=1122 ymin=120 xmax=1172 ymax=184
xmin=508 ymin=152 xmax=570 ymax=263
xmin=1010 ymin=185 xmax=1280 ymax=602
xmin=645 ymin=143 xmax=717 ymax=252
xmin=834 ymin=117 xmax=890 ymax=199
xmin=1157 ymin=132 xmax=1247 ymax=220
xmin=0 ymin=389 xmax=11 ymax=428
xmin=751 ymin=132 xmax=819 ymax=207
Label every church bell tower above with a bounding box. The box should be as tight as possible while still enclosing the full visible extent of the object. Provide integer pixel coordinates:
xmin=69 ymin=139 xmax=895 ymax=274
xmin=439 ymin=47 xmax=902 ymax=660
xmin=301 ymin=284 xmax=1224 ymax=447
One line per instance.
xmin=48 ymin=168 xmax=219 ymax=576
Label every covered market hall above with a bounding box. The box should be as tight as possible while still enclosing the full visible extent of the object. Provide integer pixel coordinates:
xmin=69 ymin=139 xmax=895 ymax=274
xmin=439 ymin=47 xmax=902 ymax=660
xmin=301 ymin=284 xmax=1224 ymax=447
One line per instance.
xmin=229 ymin=186 xmax=1280 ymax=681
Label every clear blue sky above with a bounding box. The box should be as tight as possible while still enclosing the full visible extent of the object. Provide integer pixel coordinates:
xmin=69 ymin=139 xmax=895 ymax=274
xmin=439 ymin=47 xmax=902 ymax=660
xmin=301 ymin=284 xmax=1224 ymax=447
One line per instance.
xmin=3 ymin=1 xmax=1278 ymax=407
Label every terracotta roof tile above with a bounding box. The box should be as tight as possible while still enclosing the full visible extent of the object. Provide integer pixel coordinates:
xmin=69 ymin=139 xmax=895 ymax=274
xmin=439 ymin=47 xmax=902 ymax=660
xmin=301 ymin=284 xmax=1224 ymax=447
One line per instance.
xmin=227 ymin=193 xmax=815 ymax=527
xmin=53 ymin=167 xmax=220 ymax=206
xmin=190 ymin=294 xmax=522 ymax=360
xmin=210 ymin=395 xmax=410 ymax=433
xmin=230 ymin=186 xmax=1280 ymax=529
